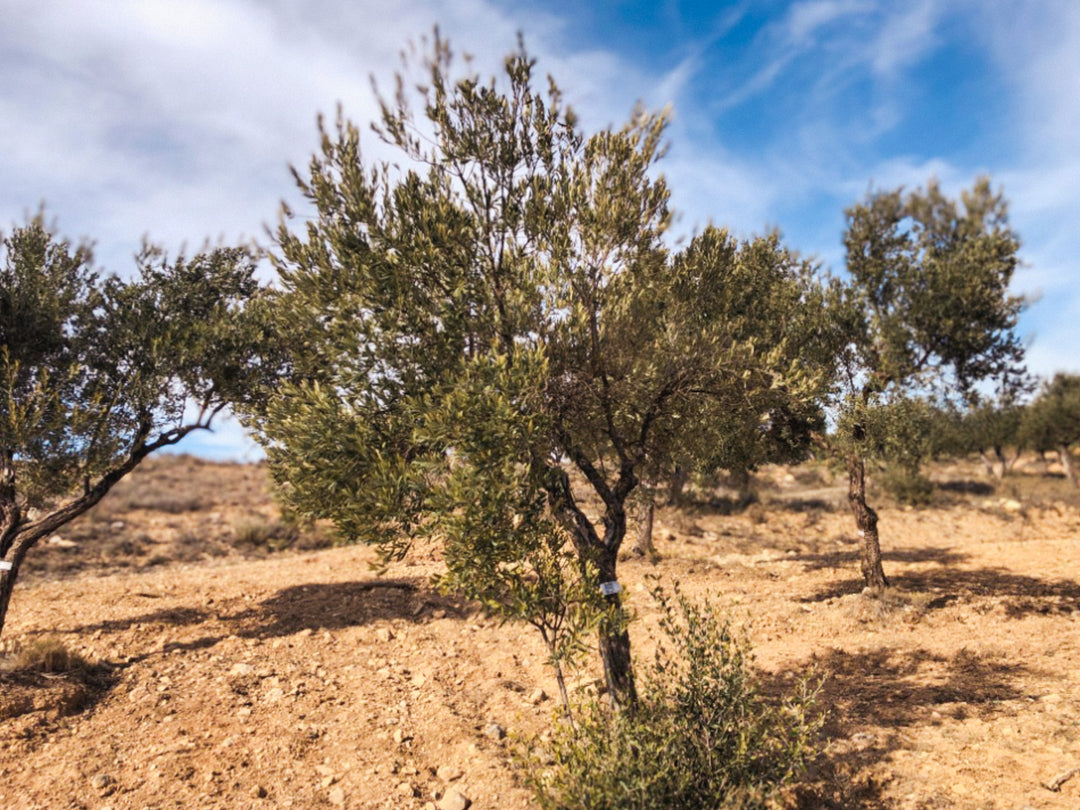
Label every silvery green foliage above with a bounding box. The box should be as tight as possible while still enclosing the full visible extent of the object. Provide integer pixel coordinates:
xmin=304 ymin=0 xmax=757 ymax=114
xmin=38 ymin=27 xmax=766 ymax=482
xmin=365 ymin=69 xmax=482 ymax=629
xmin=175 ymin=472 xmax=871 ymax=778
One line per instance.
xmin=1021 ymin=373 xmax=1080 ymax=486
xmin=519 ymin=586 xmax=822 ymax=810
xmin=247 ymin=33 xmax=830 ymax=707
xmin=828 ymin=179 xmax=1027 ymax=585
xmin=0 ymin=215 xmax=270 ymax=635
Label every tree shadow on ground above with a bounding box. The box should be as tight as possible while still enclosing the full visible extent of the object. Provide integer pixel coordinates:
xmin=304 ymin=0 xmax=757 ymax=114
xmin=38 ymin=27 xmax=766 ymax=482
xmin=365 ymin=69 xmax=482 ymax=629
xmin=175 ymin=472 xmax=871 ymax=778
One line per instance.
xmin=937 ymin=479 xmax=996 ymax=496
xmin=233 ymin=578 xmax=472 ymax=639
xmin=0 ymin=661 xmax=120 ymax=728
xmin=790 ymin=544 xmax=969 ymax=574
xmin=801 ymin=565 xmax=1080 ymax=619
xmin=62 ymin=577 xmax=470 ymax=640
xmin=60 ymin=605 xmax=214 ymax=636
xmin=59 ymin=577 xmax=474 ymax=669
xmin=773 ymin=496 xmax=844 ymax=512
xmin=766 ymin=644 xmax=1038 ymax=808
xmin=678 ymin=490 xmax=846 ymax=518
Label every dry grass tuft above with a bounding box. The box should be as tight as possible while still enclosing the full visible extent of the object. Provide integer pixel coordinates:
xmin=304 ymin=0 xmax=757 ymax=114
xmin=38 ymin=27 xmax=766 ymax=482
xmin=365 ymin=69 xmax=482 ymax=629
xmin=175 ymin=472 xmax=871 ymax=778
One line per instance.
xmin=11 ymin=636 xmax=92 ymax=674
xmin=13 ymin=639 xmax=90 ymax=673
xmin=840 ymin=588 xmax=935 ymax=625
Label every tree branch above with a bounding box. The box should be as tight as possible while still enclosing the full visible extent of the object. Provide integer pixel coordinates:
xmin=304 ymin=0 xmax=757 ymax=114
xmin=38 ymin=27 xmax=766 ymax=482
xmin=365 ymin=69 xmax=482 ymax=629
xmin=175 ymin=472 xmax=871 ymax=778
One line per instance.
xmin=544 ymin=464 xmax=602 ymax=556
xmin=17 ymin=417 xmax=218 ymax=547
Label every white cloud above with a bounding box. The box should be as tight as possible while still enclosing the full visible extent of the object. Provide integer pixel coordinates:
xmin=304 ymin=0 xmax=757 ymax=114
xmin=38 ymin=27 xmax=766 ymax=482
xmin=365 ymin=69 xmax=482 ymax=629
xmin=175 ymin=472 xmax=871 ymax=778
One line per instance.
xmin=962 ymin=2 xmax=1080 ymax=377
xmin=1021 ymin=295 xmax=1080 ymax=379
xmin=0 ymin=0 xmax=547 ymax=265
xmin=651 ymin=52 xmax=702 ymax=111
xmin=868 ymin=0 xmax=940 ymax=78
xmin=785 ymin=0 xmax=869 ymax=44
xmin=838 ymin=155 xmax=966 ymax=198
xmin=664 ymin=148 xmax=778 ymax=240
xmin=976 ymin=1 xmax=1080 ymax=154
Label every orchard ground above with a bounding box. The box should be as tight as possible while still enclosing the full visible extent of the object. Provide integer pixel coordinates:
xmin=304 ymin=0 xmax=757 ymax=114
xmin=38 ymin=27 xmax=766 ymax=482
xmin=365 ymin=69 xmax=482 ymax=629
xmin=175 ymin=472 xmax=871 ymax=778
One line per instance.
xmin=2 ymin=454 xmax=1080 ymax=809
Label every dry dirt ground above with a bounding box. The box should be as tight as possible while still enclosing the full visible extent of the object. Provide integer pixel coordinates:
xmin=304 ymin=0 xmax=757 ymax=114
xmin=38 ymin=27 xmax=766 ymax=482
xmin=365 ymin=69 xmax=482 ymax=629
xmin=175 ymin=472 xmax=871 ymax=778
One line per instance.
xmin=3 ymin=454 xmax=1080 ymax=809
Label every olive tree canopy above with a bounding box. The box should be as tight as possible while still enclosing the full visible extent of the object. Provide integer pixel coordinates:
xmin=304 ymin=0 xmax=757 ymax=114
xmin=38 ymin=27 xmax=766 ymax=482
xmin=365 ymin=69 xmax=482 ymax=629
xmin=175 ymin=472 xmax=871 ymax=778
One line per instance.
xmin=1022 ymin=373 xmax=1080 ymax=487
xmin=0 ymin=216 xmax=271 ymax=636
xmin=831 ymin=178 xmax=1027 ymax=589
xmin=246 ymin=35 xmax=831 ymax=709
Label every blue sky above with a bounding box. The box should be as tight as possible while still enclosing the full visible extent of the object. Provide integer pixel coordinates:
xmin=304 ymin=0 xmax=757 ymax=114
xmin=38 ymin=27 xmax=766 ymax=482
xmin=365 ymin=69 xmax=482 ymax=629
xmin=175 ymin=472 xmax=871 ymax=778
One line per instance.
xmin=3 ymin=0 xmax=1079 ymax=460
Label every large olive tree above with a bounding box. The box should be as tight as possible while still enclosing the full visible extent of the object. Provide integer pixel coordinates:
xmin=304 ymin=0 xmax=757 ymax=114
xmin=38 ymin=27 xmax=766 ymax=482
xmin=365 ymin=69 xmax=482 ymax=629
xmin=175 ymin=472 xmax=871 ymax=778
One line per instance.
xmin=830 ymin=178 xmax=1027 ymax=590
xmin=246 ymin=36 xmax=828 ymax=709
xmin=0 ymin=217 xmax=270 ymax=636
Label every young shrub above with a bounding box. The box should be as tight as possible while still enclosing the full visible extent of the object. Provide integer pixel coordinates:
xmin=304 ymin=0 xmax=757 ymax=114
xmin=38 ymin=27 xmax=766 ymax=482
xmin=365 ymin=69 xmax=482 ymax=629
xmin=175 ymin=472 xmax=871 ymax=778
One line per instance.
xmin=521 ymin=586 xmax=823 ymax=810
xmin=879 ymin=467 xmax=935 ymax=506
xmin=231 ymin=516 xmax=300 ymax=552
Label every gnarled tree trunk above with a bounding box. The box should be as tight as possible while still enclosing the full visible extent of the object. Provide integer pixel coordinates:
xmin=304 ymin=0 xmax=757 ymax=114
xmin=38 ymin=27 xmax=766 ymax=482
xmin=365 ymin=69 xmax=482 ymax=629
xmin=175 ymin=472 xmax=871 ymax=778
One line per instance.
xmin=0 ymin=538 xmax=33 ymax=639
xmin=548 ymin=467 xmax=638 ymax=711
xmin=595 ymin=545 xmax=637 ymax=710
xmin=847 ymin=454 xmax=888 ymax=591
xmin=0 ymin=430 xmax=179 ymax=639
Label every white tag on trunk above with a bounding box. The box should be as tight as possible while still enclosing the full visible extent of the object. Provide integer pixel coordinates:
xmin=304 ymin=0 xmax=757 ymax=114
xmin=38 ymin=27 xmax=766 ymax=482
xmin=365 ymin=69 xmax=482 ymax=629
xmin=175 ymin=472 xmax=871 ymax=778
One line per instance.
xmin=600 ymin=581 xmax=621 ymax=596
xmin=0 ymin=561 xmax=12 ymax=571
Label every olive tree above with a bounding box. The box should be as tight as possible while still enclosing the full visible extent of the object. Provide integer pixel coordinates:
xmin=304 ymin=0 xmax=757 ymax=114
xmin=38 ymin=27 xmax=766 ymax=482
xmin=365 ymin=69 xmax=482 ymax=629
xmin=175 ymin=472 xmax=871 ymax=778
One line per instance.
xmin=0 ymin=217 xmax=270 ymax=636
xmin=1022 ymin=373 xmax=1080 ymax=487
xmin=632 ymin=233 xmax=831 ymax=554
xmin=829 ymin=178 xmax=1026 ymax=589
xmin=680 ymin=271 xmax=829 ymax=501
xmin=246 ymin=36 xmax=828 ymax=709
xmin=956 ymin=376 xmax=1031 ymax=480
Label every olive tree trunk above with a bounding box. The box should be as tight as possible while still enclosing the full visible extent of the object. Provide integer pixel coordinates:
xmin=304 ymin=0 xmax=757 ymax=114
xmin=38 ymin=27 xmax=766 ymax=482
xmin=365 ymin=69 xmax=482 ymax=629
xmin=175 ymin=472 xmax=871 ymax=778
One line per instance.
xmin=1059 ymin=445 xmax=1077 ymax=488
xmin=667 ymin=465 xmax=689 ymax=507
xmin=595 ymin=545 xmax=638 ymax=710
xmin=0 ymin=532 xmax=39 ymax=639
xmin=846 ymin=454 xmax=888 ymax=591
xmin=548 ymin=469 xmax=638 ymax=711
xmin=0 ymin=432 xmax=178 ymax=639
xmin=728 ymin=465 xmax=754 ymax=502
xmin=633 ymin=498 xmax=656 ymax=559
xmin=980 ymin=449 xmax=1006 ymax=481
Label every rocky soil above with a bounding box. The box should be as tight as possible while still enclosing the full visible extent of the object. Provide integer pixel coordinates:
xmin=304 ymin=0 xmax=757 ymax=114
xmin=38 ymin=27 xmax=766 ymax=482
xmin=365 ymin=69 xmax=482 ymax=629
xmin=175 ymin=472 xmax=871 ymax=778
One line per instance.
xmin=3 ymin=454 xmax=1080 ymax=808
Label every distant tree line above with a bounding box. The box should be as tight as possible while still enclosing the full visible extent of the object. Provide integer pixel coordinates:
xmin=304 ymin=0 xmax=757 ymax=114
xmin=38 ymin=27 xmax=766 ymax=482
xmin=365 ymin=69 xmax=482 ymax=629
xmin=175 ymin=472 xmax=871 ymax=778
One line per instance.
xmin=864 ymin=372 xmax=1080 ymax=494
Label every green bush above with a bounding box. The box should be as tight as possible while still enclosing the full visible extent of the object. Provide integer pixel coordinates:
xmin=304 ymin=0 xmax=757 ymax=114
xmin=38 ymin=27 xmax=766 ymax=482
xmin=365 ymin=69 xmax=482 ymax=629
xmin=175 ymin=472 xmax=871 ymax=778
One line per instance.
xmin=520 ymin=587 xmax=823 ymax=810
xmin=880 ymin=466 xmax=934 ymax=506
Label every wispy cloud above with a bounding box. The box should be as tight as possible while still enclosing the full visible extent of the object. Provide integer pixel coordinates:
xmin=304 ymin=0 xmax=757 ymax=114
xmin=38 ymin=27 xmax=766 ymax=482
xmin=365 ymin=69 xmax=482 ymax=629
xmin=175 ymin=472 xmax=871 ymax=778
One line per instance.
xmin=960 ymin=2 xmax=1080 ymax=375
xmin=867 ymin=0 xmax=940 ymax=78
xmin=785 ymin=0 xmax=869 ymax=44
xmin=0 ymin=0 xmax=538 ymax=265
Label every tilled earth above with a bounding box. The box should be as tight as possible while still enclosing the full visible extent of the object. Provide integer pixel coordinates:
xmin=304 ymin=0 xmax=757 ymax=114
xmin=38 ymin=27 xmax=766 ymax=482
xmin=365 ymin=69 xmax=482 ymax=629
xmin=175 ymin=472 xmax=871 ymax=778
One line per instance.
xmin=3 ymin=457 xmax=1080 ymax=809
